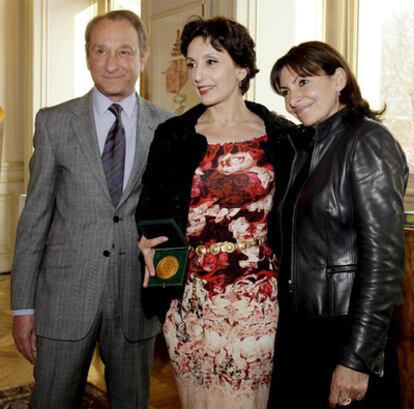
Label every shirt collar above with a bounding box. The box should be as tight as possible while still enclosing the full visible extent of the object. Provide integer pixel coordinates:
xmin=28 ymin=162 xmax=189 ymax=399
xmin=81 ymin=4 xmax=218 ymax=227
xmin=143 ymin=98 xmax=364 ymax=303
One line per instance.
xmin=92 ymin=87 xmax=137 ymax=118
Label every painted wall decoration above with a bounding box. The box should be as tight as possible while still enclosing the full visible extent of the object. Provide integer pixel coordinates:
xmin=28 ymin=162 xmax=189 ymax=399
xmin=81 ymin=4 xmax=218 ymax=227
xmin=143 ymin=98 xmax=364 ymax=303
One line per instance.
xmin=164 ymin=30 xmax=189 ymax=114
xmin=147 ymin=3 xmax=202 ymax=113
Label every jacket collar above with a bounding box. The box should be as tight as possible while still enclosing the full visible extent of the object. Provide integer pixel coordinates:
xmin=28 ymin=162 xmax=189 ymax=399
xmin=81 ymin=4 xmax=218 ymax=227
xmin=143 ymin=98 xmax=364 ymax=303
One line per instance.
xmin=71 ymin=91 xmax=112 ymax=202
xmin=290 ymin=107 xmax=351 ymax=152
xmin=313 ymin=107 xmax=350 ymax=141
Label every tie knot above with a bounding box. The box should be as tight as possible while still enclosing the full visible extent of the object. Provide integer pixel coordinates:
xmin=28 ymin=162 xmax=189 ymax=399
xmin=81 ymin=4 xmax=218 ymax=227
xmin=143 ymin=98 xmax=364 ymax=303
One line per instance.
xmin=109 ymin=103 xmax=122 ymax=119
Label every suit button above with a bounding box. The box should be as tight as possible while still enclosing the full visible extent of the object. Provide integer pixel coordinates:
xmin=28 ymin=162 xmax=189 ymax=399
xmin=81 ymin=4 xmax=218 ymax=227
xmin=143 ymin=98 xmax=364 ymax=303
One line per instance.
xmin=103 ymin=250 xmax=110 ymax=257
xmin=113 ymin=216 xmax=120 ymax=223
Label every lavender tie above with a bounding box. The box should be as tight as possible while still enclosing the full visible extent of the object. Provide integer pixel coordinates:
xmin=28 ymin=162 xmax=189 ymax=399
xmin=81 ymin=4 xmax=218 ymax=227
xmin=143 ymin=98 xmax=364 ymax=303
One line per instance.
xmin=102 ymin=104 xmax=126 ymax=206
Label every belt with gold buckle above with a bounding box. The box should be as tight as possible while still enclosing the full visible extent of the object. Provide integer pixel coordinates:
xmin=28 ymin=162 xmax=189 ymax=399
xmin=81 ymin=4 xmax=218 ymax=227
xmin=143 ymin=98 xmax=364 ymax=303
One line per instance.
xmin=191 ymin=236 xmax=266 ymax=257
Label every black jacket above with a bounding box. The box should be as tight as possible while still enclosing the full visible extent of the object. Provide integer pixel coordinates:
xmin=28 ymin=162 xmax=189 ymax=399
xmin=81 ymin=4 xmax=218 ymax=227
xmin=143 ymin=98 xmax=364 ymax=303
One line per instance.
xmin=136 ymin=101 xmax=292 ymax=236
xmin=136 ymin=101 xmax=293 ymax=317
xmin=276 ymin=108 xmax=409 ymax=375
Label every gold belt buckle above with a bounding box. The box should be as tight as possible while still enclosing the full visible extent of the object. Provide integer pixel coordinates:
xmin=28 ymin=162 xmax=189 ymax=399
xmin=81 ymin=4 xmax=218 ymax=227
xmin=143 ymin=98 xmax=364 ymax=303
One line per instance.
xmin=193 ymin=236 xmax=266 ymax=256
xmin=246 ymin=238 xmax=256 ymax=248
xmin=209 ymin=243 xmax=220 ymax=255
xmin=222 ymin=242 xmax=236 ymax=253
xmin=195 ymin=245 xmax=207 ymax=257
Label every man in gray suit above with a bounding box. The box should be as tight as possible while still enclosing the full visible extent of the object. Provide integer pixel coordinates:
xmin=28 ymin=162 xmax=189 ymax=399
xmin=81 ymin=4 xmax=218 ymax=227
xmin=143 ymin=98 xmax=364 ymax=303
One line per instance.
xmin=11 ymin=9 xmax=172 ymax=409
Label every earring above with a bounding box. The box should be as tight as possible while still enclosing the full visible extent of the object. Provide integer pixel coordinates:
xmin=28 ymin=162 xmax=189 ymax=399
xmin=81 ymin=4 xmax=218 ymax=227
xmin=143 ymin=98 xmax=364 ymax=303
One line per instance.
xmin=239 ymin=80 xmax=243 ymax=89
xmin=336 ymin=90 xmax=341 ymax=97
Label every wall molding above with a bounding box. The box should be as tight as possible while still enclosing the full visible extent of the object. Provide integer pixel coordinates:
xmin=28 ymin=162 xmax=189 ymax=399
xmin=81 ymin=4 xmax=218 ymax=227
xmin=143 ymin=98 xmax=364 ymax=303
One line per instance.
xmin=205 ymin=0 xmax=236 ymax=18
xmin=234 ymin=0 xmax=257 ymax=102
xmin=0 ymin=251 xmax=13 ymax=273
xmin=0 ymin=161 xmax=24 ymax=183
xmin=0 ymin=161 xmax=24 ymax=272
xmin=405 ymin=183 xmax=414 ymax=211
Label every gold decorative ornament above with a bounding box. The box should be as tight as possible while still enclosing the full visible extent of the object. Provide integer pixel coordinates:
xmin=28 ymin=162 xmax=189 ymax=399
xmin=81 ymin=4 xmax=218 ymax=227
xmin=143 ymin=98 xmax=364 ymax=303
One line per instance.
xmin=339 ymin=397 xmax=352 ymax=406
xmin=192 ymin=236 xmax=266 ymax=256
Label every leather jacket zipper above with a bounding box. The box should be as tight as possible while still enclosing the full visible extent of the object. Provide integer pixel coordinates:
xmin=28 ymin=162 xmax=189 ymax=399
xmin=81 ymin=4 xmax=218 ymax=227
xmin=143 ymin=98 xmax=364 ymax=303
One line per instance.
xmin=279 ymin=130 xmax=319 ymax=308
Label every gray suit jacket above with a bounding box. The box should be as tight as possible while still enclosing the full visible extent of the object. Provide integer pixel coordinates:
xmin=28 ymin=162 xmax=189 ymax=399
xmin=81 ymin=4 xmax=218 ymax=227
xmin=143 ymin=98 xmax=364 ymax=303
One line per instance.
xmin=11 ymin=90 xmax=173 ymax=341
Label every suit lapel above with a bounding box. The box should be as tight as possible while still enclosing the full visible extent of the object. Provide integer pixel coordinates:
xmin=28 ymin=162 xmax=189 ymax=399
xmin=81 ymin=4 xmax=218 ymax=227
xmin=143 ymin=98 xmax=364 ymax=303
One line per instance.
xmin=72 ymin=91 xmax=113 ymax=204
xmin=118 ymin=97 xmax=157 ymax=207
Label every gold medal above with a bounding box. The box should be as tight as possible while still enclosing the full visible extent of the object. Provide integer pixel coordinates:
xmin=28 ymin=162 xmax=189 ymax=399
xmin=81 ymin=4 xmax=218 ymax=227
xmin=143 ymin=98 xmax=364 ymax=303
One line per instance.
xmin=156 ymin=256 xmax=179 ymax=280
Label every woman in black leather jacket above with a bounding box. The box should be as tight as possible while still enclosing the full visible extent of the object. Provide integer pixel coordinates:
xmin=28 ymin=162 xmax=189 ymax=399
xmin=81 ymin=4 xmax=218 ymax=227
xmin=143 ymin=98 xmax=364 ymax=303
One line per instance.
xmin=268 ymin=41 xmax=408 ymax=409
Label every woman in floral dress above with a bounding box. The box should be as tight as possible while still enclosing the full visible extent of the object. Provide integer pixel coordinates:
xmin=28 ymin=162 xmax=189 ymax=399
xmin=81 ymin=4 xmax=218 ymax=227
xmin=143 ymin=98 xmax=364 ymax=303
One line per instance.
xmin=136 ymin=16 xmax=292 ymax=409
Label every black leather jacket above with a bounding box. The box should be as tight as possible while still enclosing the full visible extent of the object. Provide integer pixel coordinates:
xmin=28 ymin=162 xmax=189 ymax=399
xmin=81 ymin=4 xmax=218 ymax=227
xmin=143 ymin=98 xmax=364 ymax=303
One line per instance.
xmin=275 ymin=108 xmax=409 ymax=375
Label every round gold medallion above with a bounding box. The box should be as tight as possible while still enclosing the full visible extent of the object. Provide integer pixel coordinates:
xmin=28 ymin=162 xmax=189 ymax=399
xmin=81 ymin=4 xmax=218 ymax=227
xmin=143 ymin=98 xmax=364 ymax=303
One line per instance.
xmin=156 ymin=256 xmax=179 ymax=280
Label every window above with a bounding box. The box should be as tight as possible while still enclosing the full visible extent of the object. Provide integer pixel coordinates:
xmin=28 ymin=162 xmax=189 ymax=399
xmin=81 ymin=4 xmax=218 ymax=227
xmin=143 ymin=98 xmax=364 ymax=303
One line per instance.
xmin=253 ymin=0 xmax=414 ymax=207
xmin=357 ymin=0 xmax=414 ymax=173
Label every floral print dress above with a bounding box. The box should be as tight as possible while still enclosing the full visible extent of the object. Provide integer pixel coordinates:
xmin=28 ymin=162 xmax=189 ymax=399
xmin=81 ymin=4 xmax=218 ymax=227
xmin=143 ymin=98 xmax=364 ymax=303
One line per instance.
xmin=163 ymin=135 xmax=279 ymax=409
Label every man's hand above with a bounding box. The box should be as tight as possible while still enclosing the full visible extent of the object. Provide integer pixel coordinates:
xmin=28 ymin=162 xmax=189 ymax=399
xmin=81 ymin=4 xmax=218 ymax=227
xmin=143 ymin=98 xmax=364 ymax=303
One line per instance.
xmin=13 ymin=315 xmax=36 ymax=364
xmin=329 ymin=364 xmax=369 ymax=408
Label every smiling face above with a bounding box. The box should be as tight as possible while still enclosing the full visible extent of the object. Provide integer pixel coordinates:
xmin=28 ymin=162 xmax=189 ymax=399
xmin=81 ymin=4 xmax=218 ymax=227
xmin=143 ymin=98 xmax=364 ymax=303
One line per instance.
xmin=279 ymin=65 xmax=346 ymax=126
xmin=86 ymin=18 xmax=149 ymax=102
xmin=185 ymin=36 xmax=247 ymax=107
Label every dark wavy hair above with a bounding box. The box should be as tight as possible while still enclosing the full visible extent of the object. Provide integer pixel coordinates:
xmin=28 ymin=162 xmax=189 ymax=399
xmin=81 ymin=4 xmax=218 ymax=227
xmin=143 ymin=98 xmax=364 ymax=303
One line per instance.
xmin=180 ymin=16 xmax=259 ymax=95
xmin=270 ymin=41 xmax=384 ymax=121
xmin=85 ymin=10 xmax=148 ymax=57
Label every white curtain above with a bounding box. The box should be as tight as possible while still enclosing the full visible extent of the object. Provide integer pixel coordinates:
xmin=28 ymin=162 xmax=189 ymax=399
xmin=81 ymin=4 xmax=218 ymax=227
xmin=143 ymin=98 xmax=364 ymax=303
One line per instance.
xmin=0 ymin=107 xmax=4 ymax=170
xmin=323 ymin=0 xmax=359 ymax=72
